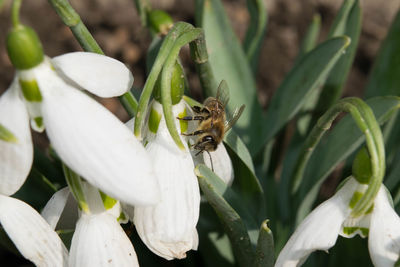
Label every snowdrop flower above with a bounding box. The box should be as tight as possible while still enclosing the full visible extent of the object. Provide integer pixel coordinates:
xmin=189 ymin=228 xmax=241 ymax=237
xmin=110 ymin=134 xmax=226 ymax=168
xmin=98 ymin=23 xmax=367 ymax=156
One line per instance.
xmin=65 ymin=183 xmax=139 ymax=267
xmin=131 ymin=100 xmax=200 ymax=260
xmin=192 ymin=143 xmax=234 ymax=185
xmin=2 ymin=23 xmax=159 ymax=207
xmin=275 ymin=177 xmax=400 ymax=267
xmin=0 ymin=86 xmax=67 ymax=265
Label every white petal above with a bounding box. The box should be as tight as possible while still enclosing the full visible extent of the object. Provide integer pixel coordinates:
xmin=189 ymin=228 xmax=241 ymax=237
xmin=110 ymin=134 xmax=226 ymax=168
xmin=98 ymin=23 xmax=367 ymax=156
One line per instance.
xmin=41 ymin=187 xmax=71 ymax=229
xmin=36 ymin=66 xmax=159 ymax=206
xmin=52 ymin=52 xmax=133 ymax=97
xmin=134 ymin=102 xmax=200 ymax=260
xmin=193 ymin=143 xmax=234 ymax=185
xmin=275 ymin=178 xmax=359 ymax=267
xmin=369 ymin=186 xmax=400 ymax=267
xmin=0 ymin=81 xmax=33 ymax=195
xmin=0 ymin=195 xmax=68 ymax=266
xmin=69 ymin=212 xmax=139 ymax=267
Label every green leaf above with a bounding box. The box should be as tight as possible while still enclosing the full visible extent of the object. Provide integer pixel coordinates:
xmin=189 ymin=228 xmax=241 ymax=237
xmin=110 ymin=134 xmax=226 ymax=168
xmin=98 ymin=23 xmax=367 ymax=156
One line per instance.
xmin=195 ymin=164 xmax=255 ymax=267
xmin=224 ymin=130 xmax=255 ymax=173
xmin=261 ymin=36 xmax=350 ymax=154
xmin=365 ymin=7 xmax=400 ymax=97
xmin=195 ymin=0 xmax=263 ymax=154
xmin=0 ymin=124 xmax=17 ymax=143
xmin=253 ymin=220 xmax=274 ymax=267
xmin=243 ymin=0 xmax=268 ymax=72
xmin=311 ymin=0 xmax=361 ymax=124
xmin=295 ymin=96 xmax=400 ymax=222
xmin=295 ymin=14 xmax=321 ymax=63
xmin=224 ymin=130 xmax=265 ymax=221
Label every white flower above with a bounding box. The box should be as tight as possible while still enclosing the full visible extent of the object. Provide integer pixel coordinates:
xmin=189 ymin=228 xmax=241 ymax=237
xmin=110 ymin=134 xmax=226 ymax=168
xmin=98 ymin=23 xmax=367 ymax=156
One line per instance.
xmin=192 ymin=143 xmax=234 ymax=185
xmin=275 ymin=177 xmax=400 ymax=267
xmin=131 ymin=100 xmax=200 ymax=260
xmin=0 ymin=52 xmax=160 ymax=206
xmin=0 ymin=195 xmax=68 ymax=266
xmin=67 ymin=184 xmax=139 ymax=267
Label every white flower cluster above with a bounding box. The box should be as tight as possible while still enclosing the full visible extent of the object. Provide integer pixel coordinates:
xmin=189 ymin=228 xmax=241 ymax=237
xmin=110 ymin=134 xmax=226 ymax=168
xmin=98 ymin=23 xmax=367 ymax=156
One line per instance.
xmin=0 ymin=51 xmax=234 ymax=266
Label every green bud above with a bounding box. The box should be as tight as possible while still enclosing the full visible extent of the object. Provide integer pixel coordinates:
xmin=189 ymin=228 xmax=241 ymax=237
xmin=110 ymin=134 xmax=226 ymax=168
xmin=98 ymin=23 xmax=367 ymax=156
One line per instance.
xmin=147 ymin=10 xmax=173 ymax=35
xmin=7 ymin=25 xmax=44 ymax=70
xmin=352 ymin=147 xmax=372 ymax=184
xmin=153 ymin=60 xmax=185 ymax=105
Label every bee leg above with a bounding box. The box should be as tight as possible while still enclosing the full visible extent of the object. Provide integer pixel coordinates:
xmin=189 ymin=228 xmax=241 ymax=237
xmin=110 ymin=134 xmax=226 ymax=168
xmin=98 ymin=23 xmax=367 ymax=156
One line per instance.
xmin=182 ymin=129 xmax=207 ymax=136
xmin=206 ymin=150 xmax=214 ymax=172
xmin=177 ymin=116 xmax=206 ymax=121
xmin=194 ymin=149 xmax=214 ymax=172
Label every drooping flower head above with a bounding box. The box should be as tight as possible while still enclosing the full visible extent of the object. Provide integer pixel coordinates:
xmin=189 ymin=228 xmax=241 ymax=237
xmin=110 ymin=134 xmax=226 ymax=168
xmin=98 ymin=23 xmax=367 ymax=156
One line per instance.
xmin=1 ymin=19 xmax=160 ymax=207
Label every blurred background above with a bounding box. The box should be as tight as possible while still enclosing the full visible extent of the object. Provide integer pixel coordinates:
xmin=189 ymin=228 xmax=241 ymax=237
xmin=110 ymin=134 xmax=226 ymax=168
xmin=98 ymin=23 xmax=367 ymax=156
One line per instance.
xmin=0 ymin=0 xmax=399 ymax=265
xmin=1 ymin=0 xmax=399 ymax=119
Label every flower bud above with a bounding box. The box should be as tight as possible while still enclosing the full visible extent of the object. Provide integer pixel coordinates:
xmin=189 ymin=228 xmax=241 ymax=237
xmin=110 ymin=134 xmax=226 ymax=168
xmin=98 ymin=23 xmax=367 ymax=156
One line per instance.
xmin=153 ymin=60 xmax=185 ymax=105
xmin=352 ymin=147 xmax=372 ymax=184
xmin=147 ymin=10 xmax=173 ymax=35
xmin=7 ymin=25 xmax=44 ymax=70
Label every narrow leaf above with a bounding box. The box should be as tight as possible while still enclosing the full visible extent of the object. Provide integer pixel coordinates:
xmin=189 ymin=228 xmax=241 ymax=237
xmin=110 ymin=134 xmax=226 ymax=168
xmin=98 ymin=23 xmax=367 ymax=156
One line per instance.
xmin=243 ymin=0 xmax=268 ymax=72
xmin=253 ymin=220 xmax=274 ymax=267
xmin=311 ymin=0 xmax=361 ymax=123
xmin=261 ymin=36 xmax=350 ymax=153
xmin=195 ymin=164 xmax=255 ymax=267
xmin=195 ymin=0 xmax=263 ymax=154
xmin=365 ymin=8 xmax=400 ymax=97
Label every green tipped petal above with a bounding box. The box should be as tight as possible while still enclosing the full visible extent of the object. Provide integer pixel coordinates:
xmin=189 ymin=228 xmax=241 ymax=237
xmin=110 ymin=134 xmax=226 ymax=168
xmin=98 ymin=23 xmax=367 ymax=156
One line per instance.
xmin=148 ymin=107 xmax=162 ymax=134
xmin=7 ymin=25 xmax=44 ymax=70
xmin=0 ymin=124 xmax=18 ymax=143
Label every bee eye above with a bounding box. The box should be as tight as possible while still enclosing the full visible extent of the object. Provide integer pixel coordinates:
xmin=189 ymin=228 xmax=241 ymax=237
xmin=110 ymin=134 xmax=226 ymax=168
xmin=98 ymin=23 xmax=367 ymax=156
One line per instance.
xmin=203 ymin=136 xmax=214 ymax=143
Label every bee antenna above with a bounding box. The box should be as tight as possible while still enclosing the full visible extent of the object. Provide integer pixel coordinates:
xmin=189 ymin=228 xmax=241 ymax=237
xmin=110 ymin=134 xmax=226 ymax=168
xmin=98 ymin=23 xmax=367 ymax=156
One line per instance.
xmin=206 ymin=150 xmax=214 ymax=172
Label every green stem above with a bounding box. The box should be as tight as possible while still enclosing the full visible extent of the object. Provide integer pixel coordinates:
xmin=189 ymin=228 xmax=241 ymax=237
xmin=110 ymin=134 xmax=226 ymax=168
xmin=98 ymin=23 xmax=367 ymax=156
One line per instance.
xmin=161 ymin=28 xmax=203 ymax=150
xmin=48 ymin=0 xmax=138 ymax=116
xmin=132 ymin=0 xmax=151 ymax=27
xmin=133 ymin=22 xmax=194 ymax=139
xmin=189 ymin=32 xmax=217 ymax=96
xmin=11 ymin=0 xmax=22 ymax=28
xmin=62 ymin=163 xmax=89 ymax=213
xmin=291 ymin=97 xmax=385 ymax=217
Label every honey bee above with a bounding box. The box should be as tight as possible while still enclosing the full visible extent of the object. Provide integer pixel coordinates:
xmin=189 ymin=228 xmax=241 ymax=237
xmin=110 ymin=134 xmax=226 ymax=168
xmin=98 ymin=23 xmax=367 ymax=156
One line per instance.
xmin=178 ymin=80 xmax=245 ymax=170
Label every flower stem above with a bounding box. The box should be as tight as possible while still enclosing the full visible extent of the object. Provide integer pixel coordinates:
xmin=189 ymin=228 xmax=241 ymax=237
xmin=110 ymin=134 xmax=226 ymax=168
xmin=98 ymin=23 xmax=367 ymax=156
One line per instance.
xmin=62 ymin=163 xmax=89 ymax=213
xmin=189 ymin=32 xmax=217 ymax=97
xmin=133 ymin=22 xmax=194 ymax=139
xmin=291 ymin=97 xmax=385 ymax=217
xmin=161 ymin=28 xmax=203 ymax=150
xmin=11 ymin=0 xmax=22 ymax=28
xmin=47 ymin=0 xmax=138 ymax=116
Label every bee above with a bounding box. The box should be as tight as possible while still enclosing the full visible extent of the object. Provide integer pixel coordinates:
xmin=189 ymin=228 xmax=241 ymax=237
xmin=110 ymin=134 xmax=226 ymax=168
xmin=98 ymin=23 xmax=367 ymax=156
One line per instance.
xmin=178 ymin=80 xmax=245 ymax=170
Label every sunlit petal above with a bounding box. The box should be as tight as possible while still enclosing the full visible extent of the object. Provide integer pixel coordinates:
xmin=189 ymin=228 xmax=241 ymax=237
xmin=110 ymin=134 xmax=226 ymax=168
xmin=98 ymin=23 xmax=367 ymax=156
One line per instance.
xmin=69 ymin=212 xmax=139 ymax=267
xmin=134 ymin=101 xmax=200 ymax=260
xmin=0 ymin=80 xmax=33 ymax=196
xmin=369 ymin=186 xmax=400 ymax=267
xmin=52 ymin=52 xmax=133 ymax=97
xmin=0 ymin=195 xmax=68 ymax=266
xmin=275 ymin=178 xmax=359 ymax=267
xmin=41 ymin=187 xmax=71 ymax=230
xmin=36 ymin=66 xmax=159 ymax=206
xmin=193 ymin=143 xmax=234 ymax=185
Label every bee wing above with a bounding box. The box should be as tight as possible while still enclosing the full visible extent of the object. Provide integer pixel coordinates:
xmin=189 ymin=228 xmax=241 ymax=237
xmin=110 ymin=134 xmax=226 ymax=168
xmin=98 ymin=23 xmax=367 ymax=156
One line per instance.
xmin=216 ymin=80 xmax=230 ymax=106
xmin=224 ymin=105 xmax=245 ymax=133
